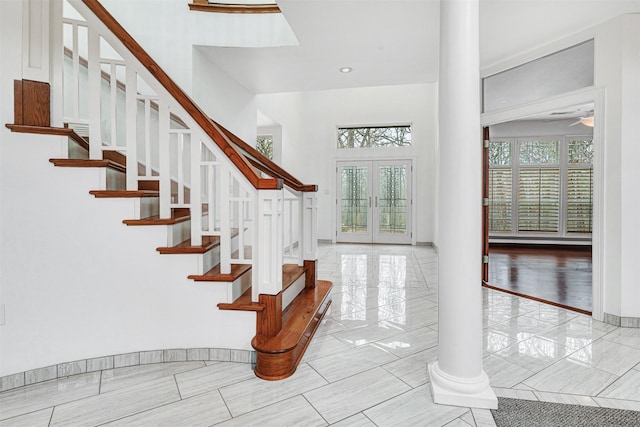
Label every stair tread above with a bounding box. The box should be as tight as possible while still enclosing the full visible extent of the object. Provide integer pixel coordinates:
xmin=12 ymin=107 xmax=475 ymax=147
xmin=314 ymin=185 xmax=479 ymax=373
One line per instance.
xmin=124 ymin=212 xmax=190 ymax=226
xmin=89 ymin=190 xmax=159 ymax=198
xmin=189 ymin=263 xmax=252 ymax=282
xmin=50 ymin=158 xmax=126 ymax=173
xmin=6 ymin=124 xmax=73 ymax=135
xmin=252 ymin=280 xmax=332 ymax=353
xmin=157 ymin=235 xmax=221 ymax=254
xmin=217 ymin=288 xmax=264 ymax=312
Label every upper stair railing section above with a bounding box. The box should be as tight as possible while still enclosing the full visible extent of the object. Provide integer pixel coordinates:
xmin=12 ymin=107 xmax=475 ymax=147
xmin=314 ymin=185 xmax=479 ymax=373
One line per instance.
xmin=59 ymin=0 xmax=318 ymax=298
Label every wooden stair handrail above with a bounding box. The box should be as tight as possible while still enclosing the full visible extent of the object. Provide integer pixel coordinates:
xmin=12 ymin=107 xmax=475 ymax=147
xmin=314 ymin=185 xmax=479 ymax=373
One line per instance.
xmin=79 ymin=0 xmax=281 ymax=190
xmin=216 ymin=122 xmax=318 ymax=193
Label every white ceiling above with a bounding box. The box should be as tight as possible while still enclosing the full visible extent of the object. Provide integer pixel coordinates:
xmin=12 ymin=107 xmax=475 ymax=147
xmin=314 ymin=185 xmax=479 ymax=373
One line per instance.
xmin=197 ymin=0 xmax=640 ymax=95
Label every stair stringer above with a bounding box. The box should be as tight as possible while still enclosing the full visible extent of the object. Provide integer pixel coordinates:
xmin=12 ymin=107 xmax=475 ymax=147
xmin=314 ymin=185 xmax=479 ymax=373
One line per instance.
xmin=0 ymin=132 xmax=256 ymax=377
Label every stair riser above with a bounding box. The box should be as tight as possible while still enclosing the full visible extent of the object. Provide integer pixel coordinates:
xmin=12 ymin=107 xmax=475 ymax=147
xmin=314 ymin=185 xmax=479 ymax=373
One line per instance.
xmin=282 ymin=273 xmax=305 ymax=311
xmin=67 ymin=138 xmax=89 ymax=160
xmin=199 ymin=245 xmax=220 ymax=276
xmin=168 ymin=217 xmax=191 ymax=247
xmin=138 ymin=197 xmax=160 ymax=220
xmin=106 ymin=168 xmax=126 ymax=191
xmin=226 ymin=269 xmax=252 ymax=303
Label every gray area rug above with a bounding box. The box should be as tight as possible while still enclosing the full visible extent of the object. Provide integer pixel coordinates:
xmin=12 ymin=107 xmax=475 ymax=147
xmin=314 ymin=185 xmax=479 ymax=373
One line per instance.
xmin=491 ymin=397 xmax=640 ymax=427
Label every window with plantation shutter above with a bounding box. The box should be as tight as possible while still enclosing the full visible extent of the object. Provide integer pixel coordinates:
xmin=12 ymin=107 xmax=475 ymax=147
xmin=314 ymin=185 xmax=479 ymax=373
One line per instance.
xmin=566 ymin=169 xmax=593 ymax=233
xmin=518 ymin=168 xmax=560 ymax=232
xmin=567 ymin=138 xmax=593 ymax=233
xmin=489 ymin=169 xmax=512 ymax=232
xmin=488 ymin=136 xmax=593 ymax=240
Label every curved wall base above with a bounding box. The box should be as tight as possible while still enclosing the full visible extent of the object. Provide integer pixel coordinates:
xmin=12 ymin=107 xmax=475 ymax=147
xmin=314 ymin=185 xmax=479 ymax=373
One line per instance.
xmin=0 ymin=347 xmax=255 ymax=393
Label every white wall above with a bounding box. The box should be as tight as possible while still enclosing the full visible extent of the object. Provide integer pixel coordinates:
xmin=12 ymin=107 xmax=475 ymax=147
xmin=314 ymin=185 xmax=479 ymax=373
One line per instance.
xmin=0 ymin=0 xmax=25 ymax=373
xmin=192 ymin=47 xmax=257 ymax=144
xmin=595 ymin=15 xmax=640 ymax=319
xmin=0 ymin=132 xmax=255 ymax=376
xmin=256 ymin=83 xmax=438 ymax=243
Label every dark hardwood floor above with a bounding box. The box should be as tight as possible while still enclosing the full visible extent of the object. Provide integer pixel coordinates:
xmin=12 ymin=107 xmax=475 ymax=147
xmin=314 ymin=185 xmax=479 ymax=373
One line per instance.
xmin=486 ymin=244 xmax=592 ymax=314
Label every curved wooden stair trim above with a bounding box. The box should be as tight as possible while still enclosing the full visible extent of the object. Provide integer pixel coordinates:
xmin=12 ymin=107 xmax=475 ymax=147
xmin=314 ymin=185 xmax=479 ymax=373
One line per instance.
xmin=189 ymin=263 xmax=252 ymax=282
xmin=252 ymin=280 xmax=333 ymax=381
xmin=49 ymin=158 xmax=126 ymax=174
xmin=89 ymin=190 xmax=159 ymax=198
xmin=217 ymin=288 xmax=264 ymax=312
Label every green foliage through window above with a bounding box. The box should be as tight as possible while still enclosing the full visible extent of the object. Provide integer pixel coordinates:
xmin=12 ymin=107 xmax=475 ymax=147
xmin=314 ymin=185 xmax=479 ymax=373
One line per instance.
xmin=256 ymin=135 xmax=273 ymax=160
xmin=489 ymin=141 xmax=512 ymax=166
xmin=338 ymin=126 xmax=411 ymax=149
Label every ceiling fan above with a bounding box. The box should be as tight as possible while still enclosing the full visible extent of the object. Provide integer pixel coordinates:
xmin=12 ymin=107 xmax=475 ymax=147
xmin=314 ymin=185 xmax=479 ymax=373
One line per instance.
xmin=569 ymin=110 xmax=594 ymax=127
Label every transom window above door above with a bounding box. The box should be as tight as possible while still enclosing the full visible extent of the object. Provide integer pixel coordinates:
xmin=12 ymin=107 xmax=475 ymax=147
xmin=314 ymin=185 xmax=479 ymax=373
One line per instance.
xmin=337 ymin=125 xmax=412 ymax=149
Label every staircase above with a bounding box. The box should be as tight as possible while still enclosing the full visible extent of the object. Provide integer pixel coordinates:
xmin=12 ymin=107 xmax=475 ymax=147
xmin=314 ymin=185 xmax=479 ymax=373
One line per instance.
xmin=4 ymin=0 xmax=331 ymax=381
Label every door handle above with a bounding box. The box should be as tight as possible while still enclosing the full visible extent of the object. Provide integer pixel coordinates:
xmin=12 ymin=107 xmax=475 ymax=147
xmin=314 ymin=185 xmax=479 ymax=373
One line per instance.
xmin=375 ymin=196 xmax=378 ymax=207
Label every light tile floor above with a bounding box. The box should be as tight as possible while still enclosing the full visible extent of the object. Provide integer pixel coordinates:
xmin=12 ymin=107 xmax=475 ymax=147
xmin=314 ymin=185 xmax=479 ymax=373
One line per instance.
xmin=2 ymin=243 xmax=640 ymax=426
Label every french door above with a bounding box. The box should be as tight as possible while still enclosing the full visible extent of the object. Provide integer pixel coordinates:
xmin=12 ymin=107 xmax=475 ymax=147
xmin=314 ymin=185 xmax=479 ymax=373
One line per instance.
xmin=337 ymin=159 xmax=412 ymax=244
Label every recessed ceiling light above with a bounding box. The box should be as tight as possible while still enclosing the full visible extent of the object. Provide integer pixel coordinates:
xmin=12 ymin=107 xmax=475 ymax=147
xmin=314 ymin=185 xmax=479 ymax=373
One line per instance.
xmin=339 ymin=67 xmax=353 ymax=73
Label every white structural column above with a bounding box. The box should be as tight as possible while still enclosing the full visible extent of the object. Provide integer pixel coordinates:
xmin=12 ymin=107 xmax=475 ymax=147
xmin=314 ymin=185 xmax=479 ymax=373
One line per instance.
xmin=428 ymin=0 xmax=497 ymax=409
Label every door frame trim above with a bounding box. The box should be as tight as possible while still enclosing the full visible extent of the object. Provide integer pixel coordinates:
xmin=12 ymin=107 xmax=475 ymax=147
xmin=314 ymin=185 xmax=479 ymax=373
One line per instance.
xmin=481 ymin=86 xmax=604 ymax=321
xmin=333 ymin=156 xmax=417 ymax=245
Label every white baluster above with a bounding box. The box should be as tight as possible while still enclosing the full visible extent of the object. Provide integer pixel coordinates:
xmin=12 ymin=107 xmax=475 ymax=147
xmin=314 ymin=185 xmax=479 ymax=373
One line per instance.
xmin=297 ymin=193 xmax=304 ymax=266
xmin=158 ymin=102 xmax=170 ymax=218
xmin=71 ymin=23 xmax=80 ymax=119
xmin=109 ymin=62 xmax=117 ymax=147
xmin=177 ymin=133 xmax=184 ymax=205
xmin=125 ymin=67 xmax=137 ymax=190
xmin=219 ymin=166 xmax=231 ymax=274
xmin=50 ymin=2 xmax=64 ymax=127
xmin=144 ymin=98 xmax=151 ymax=176
xmin=207 ymin=164 xmax=215 ymax=233
xmin=302 ymin=191 xmax=318 ymax=262
xmin=190 ymin=134 xmax=202 ymax=246
xmin=87 ymin=28 xmax=101 ymax=160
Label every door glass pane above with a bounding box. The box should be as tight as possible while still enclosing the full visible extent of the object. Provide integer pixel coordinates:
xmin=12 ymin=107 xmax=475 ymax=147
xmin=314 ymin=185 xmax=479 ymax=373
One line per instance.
xmin=341 ymin=166 xmax=369 ymax=233
xmin=378 ymin=165 xmax=407 ymax=235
